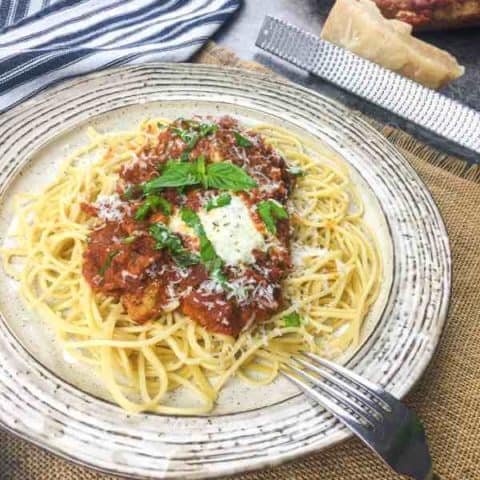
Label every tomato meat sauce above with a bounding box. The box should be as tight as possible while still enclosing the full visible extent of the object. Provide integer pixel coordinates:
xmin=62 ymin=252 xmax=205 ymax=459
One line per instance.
xmin=82 ymin=117 xmax=295 ymax=336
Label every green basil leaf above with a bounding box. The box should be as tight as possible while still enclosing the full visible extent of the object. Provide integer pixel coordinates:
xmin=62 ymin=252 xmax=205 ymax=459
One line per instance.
xmin=135 ymin=202 xmax=151 ymax=221
xmin=257 ymin=201 xmax=276 ymax=234
xmin=99 ymin=250 xmax=119 ymax=276
xmin=234 ymin=131 xmax=253 ymax=148
xmin=181 ymin=208 xmax=225 ymax=274
xmin=159 ymin=197 xmax=172 ymax=215
xmin=199 ymin=235 xmax=216 ymax=265
xmin=257 ymin=200 xmax=288 ymax=234
xmin=135 ymin=195 xmax=172 ymax=220
xmin=283 ymin=312 xmax=302 ymax=327
xmin=196 ymin=154 xmax=207 ymax=188
xmin=206 ymin=162 xmax=257 ymax=191
xmin=208 ymin=255 xmax=224 ymax=273
xmin=187 ymin=134 xmax=199 ymax=150
xmin=180 ymin=208 xmax=206 ymax=254
xmin=269 ymin=200 xmax=288 ymax=219
xmin=205 ymin=192 xmax=232 ymax=211
xmin=172 ymin=127 xmax=192 ymax=144
xmin=149 ymin=223 xmax=183 ymax=252
xmin=145 ymin=159 xmax=257 ymax=194
xmin=143 ymin=161 xmax=199 ymax=193
xmin=149 ymin=195 xmax=172 ymax=216
xmin=180 ymin=207 xmax=201 ymax=232
xmin=180 ymin=151 xmax=190 ymax=162
xmin=171 ymin=127 xmax=198 ymax=150
xmin=148 ymin=222 xmax=199 ymax=267
xmin=174 ymin=251 xmax=201 ymax=267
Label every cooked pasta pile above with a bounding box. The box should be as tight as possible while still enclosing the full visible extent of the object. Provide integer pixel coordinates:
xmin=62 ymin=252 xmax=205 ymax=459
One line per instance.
xmin=2 ymin=119 xmax=380 ymax=414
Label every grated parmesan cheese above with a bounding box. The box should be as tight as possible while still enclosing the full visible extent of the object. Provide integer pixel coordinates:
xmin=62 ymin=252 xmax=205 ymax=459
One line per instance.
xmin=259 ymin=181 xmax=281 ymax=194
xmin=94 ymin=193 xmax=125 ymax=222
xmin=199 ymin=279 xmax=225 ymax=295
xmin=225 ymin=276 xmax=256 ymax=303
xmin=335 ymin=259 xmax=348 ymax=275
xmin=253 ymin=283 xmax=275 ymax=306
xmin=121 ymin=270 xmax=139 ymax=281
xmin=292 ymin=245 xmax=330 ymax=267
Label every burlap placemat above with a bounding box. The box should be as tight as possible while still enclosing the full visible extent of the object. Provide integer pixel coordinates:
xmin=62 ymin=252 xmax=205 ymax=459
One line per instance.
xmin=1 ymin=43 xmax=479 ymax=480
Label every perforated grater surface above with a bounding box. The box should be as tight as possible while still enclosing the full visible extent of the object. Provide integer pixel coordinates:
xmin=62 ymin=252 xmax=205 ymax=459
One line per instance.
xmin=255 ymin=16 xmax=480 ymax=155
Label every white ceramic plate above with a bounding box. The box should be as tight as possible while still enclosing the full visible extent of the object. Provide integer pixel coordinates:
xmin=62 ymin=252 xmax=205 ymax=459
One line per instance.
xmin=0 ymin=64 xmax=450 ymax=479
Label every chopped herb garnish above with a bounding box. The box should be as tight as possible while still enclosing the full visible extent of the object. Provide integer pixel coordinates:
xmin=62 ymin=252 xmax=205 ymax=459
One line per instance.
xmin=287 ymin=165 xmax=305 ymax=176
xmin=172 ymin=127 xmax=199 ymax=150
xmin=171 ymin=122 xmax=218 ymax=161
xmin=157 ymin=121 xmax=167 ymax=129
xmin=257 ymin=199 xmax=288 ymax=235
xmin=135 ymin=202 xmax=151 ymax=221
xmin=181 ymin=208 xmax=226 ymax=278
xmin=174 ymin=250 xmax=201 ymax=267
xmin=122 ymin=235 xmax=136 ymax=244
xmin=205 ymin=192 xmax=232 ymax=211
xmin=99 ymin=250 xmax=119 ymax=276
xmin=143 ymin=158 xmax=257 ymax=194
xmin=135 ymin=194 xmax=172 ymax=221
xmin=157 ymin=197 xmax=172 ymax=215
xmin=180 ymin=207 xmax=198 ymax=227
xmin=149 ymin=223 xmax=199 ymax=267
xmin=283 ymin=312 xmax=303 ymax=327
xmin=199 ymin=123 xmax=218 ymax=137
xmin=187 ymin=136 xmax=199 ymax=150
xmin=174 ymin=122 xmax=218 ymax=139
xmin=234 ymin=131 xmax=253 ymax=148
xmin=172 ymin=127 xmax=194 ymax=144
xmin=149 ymin=223 xmax=183 ymax=251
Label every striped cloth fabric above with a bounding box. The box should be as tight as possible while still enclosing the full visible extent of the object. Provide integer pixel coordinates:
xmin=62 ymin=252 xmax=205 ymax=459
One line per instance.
xmin=0 ymin=0 xmax=241 ymax=112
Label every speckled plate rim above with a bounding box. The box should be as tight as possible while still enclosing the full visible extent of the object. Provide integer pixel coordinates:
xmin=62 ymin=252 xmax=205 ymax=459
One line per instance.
xmin=0 ymin=64 xmax=451 ymax=479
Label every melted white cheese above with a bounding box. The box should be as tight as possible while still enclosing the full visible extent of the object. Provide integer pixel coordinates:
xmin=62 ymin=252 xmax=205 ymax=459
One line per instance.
xmin=199 ymin=196 xmax=265 ymax=266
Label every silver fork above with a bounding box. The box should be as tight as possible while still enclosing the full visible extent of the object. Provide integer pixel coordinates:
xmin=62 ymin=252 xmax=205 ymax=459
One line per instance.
xmin=282 ymin=353 xmax=439 ymax=480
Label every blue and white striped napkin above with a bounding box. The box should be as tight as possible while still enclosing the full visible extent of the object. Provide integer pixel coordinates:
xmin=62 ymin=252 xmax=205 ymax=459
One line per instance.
xmin=0 ymin=0 xmax=241 ymax=112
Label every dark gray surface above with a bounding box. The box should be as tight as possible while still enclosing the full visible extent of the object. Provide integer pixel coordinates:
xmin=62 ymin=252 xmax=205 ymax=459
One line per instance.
xmin=214 ymin=0 xmax=480 ymax=162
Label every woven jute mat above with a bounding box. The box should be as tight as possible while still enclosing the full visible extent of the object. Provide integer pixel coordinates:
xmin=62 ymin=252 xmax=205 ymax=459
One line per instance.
xmin=2 ymin=43 xmax=479 ymax=480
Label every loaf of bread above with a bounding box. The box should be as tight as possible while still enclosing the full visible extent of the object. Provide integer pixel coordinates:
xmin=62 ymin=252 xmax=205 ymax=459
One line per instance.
xmin=320 ymin=0 xmax=465 ymax=89
xmin=374 ymin=0 xmax=480 ymax=30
